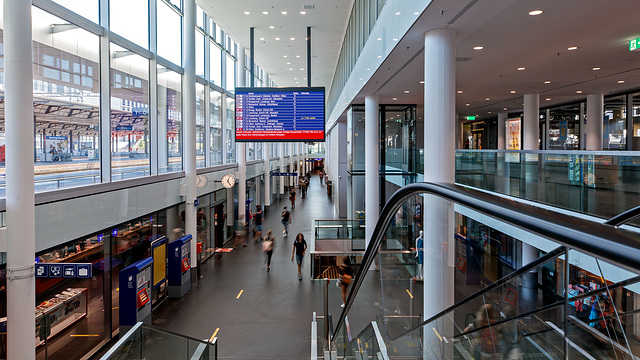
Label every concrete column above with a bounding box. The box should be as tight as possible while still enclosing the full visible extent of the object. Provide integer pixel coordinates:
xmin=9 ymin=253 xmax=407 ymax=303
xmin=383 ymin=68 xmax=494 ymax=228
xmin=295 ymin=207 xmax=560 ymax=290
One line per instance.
xmin=586 ymin=94 xmax=604 ymax=150
xmin=5 ymin=1 xmax=36 ymax=359
xmin=423 ymin=29 xmax=456 ymax=350
xmin=237 ymin=45 xmax=246 ymax=228
xmin=183 ymin=0 xmax=197 ymax=267
xmin=263 ymin=142 xmax=271 ymax=207
xmin=523 ymin=94 xmax=540 ymax=150
xmin=365 ymin=95 xmax=379 ymax=248
xmin=279 ymin=143 xmax=285 ymax=194
xmin=497 ymin=113 xmax=507 ymax=150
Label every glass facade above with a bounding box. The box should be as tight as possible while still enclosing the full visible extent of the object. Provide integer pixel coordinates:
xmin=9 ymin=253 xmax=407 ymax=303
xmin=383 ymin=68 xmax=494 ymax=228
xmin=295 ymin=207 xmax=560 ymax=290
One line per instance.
xmin=157 ymin=66 xmax=182 ymax=174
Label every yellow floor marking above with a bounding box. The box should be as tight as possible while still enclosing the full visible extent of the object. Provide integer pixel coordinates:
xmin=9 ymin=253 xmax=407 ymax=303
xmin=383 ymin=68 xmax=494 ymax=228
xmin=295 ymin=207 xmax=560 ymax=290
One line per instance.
xmin=406 ymin=289 xmax=414 ymax=298
xmin=209 ymin=328 xmax=219 ymax=342
xmin=70 ymin=334 xmax=100 ymax=337
xmin=393 ymin=347 xmax=398 ymax=353
xmin=432 ymin=327 xmax=443 ymax=341
xmin=236 ymin=290 xmax=244 ymax=298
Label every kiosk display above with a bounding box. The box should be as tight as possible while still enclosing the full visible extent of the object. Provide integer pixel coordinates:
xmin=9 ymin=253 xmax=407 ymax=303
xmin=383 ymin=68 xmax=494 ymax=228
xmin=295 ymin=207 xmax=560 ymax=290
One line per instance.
xmin=235 ymin=87 xmax=325 ymax=142
xmin=119 ymin=257 xmax=153 ymax=331
xmin=168 ymin=234 xmax=192 ymax=298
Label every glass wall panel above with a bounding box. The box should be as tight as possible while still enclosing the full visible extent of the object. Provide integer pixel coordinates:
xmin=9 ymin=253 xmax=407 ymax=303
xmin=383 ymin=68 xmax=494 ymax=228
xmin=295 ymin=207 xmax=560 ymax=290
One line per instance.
xmin=196 ymin=83 xmax=205 ymax=168
xmin=604 ymin=95 xmax=626 ymax=150
xmin=196 ymin=6 xmax=205 ymax=30
xmin=632 ymin=93 xmax=640 ymax=151
xmin=110 ymin=43 xmax=150 ymax=180
xmin=157 ymin=65 xmax=182 ymax=173
xmin=32 ymin=8 xmax=101 ymax=192
xmin=52 ymin=0 xmax=99 ymax=23
xmin=157 ymin=0 xmax=182 ymax=66
xmin=196 ymin=30 xmax=205 ymax=78
xmin=548 ymin=104 xmax=581 ymax=150
xmin=225 ymin=54 xmax=235 ymax=92
xmin=210 ymin=42 xmax=222 ymax=87
xmin=210 ymin=90 xmax=223 ymax=165
xmin=226 ymin=96 xmax=236 ymax=163
xmin=110 ymin=0 xmax=149 ymax=49
xmin=247 ymin=142 xmax=255 ymax=161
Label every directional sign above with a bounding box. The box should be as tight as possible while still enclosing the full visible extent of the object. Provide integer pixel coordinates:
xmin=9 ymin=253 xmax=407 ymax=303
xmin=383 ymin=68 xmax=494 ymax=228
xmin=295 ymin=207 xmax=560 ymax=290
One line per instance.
xmin=35 ymin=263 xmax=92 ymax=279
xmin=270 ymin=172 xmax=298 ymax=176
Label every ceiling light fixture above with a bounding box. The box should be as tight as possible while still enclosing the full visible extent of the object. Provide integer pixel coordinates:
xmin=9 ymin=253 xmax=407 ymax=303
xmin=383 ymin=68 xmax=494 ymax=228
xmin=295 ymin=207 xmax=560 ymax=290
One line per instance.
xmin=592 ymin=67 xmax=601 ymax=71
xmin=290 ymin=37 xmax=295 ymax=40
xmin=544 ymin=81 xmax=551 ymax=84
xmin=503 ymin=108 xmax=508 ymax=111
xmin=485 ymin=98 xmax=490 ymax=101
xmin=275 ymin=37 xmax=280 ymax=40
xmin=419 ymin=81 xmax=425 ymax=84
xmin=392 ymin=38 xmax=398 ymax=41
xmin=473 ymin=46 xmax=484 ymax=50
xmin=262 ymin=11 xmax=268 ymax=15
xmin=395 ymin=12 xmax=401 ymax=15
xmin=457 ymin=90 xmax=463 ymax=94
xmin=576 ymin=90 xmax=583 ymax=93
xmin=414 ymin=12 xmax=420 ymax=15
xmin=300 ymin=11 xmax=306 ymax=15
xmin=289 ymin=68 xmax=293 ymax=70
xmin=281 ymin=11 xmax=288 ymax=15
xmin=377 ymin=37 xmax=382 ymax=41
xmin=529 ymin=10 xmax=543 ymax=16
xmin=510 ymin=90 xmax=516 ymax=94
xmin=404 ymin=90 xmax=410 ymax=93
xmin=243 ymin=11 xmax=250 ymax=15
xmin=269 ymin=25 xmax=275 ymax=29
xmin=259 ymin=37 xmax=264 ymax=41
xmin=517 ymin=67 xmax=525 ymax=71
xmin=377 ymin=55 xmax=382 ymax=58
xmin=392 ymin=97 xmax=398 ymax=101
xmin=488 ymin=112 xmax=492 ymax=114
xmin=283 ymin=55 xmax=287 ymax=58
xmin=286 ymin=62 xmax=290 ymax=65
xmin=295 ymin=55 xmax=300 ymax=58
xmin=545 ymin=98 xmax=551 ymax=101
xmin=618 ymin=80 xmax=625 ymax=84
xmin=568 ymin=46 xmax=578 ymax=51
xmin=466 ymin=104 xmax=470 ymax=106
xmin=300 ymin=68 xmax=304 ymax=71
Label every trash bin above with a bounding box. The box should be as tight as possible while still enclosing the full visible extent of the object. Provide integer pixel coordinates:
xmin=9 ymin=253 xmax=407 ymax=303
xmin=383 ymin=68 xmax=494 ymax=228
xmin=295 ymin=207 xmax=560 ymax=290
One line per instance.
xmin=326 ymin=180 xmax=332 ymax=197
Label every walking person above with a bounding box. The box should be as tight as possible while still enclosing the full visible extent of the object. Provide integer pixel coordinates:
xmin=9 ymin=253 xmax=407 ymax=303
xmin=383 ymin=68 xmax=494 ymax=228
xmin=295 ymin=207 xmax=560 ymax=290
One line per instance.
xmin=281 ymin=207 xmax=291 ymax=236
xmin=253 ymin=205 xmax=263 ymax=243
xmin=319 ymin=171 xmax=324 ymax=184
xmin=291 ymin=233 xmax=307 ymax=280
xmin=337 ymin=260 xmax=353 ymax=307
xmin=289 ymin=188 xmax=297 ymax=209
xmin=262 ymin=230 xmax=275 ymax=272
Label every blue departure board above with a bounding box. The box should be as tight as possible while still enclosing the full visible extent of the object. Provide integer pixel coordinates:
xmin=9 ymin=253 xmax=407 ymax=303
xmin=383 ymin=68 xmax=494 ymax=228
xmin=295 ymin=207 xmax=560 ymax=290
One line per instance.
xmin=235 ymin=87 xmax=325 ymax=142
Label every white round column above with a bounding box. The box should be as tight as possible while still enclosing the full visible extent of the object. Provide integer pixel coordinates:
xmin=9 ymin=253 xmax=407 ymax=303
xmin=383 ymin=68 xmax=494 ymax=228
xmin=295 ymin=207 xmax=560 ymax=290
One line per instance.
xmin=237 ymin=45 xmax=247 ymax=228
xmin=586 ymin=94 xmax=604 ymax=150
xmin=5 ymin=1 xmax=36 ymax=359
xmin=523 ymin=94 xmax=540 ymax=150
xmin=183 ymin=0 xmax=197 ymax=267
xmin=497 ymin=113 xmax=507 ymax=150
xmin=364 ymin=95 xmax=379 ymax=249
xmin=263 ymin=143 xmax=271 ymax=207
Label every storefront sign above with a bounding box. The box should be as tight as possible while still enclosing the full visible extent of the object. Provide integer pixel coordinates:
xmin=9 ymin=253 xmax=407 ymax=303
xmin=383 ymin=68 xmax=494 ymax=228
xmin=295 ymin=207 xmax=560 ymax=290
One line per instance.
xmin=35 ymin=263 xmax=92 ymax=279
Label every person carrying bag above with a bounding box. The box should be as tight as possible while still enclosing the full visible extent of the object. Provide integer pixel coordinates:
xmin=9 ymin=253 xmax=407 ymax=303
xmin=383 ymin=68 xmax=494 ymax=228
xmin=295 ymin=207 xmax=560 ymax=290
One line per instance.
xmin=262 ymin=230 xmax=275 ymax=272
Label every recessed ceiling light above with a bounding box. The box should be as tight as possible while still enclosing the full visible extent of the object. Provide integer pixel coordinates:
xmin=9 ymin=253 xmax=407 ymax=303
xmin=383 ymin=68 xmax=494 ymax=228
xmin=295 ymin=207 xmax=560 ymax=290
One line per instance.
xmin=296 ymin=55 xmax=300 ymax=58
xmin=545 ymin=98 xmax=551 ymax=101
xmin=529 ymin=10 xmax=543 ymax=16
xmin=283 ymin=55 xmax=287 ymax=58
xmin=473 ymin=46 xmax=484 ymax=50
xmin=300 ymin=68 xmax=304 ymax=71
xmin=286 ymin=62 xmax=290 ymax=65
xmin=414 ymin=12 xmax=420 ymax=15
xmin=618 ymin=80 xmax=625 ymax=84
xmin=290 ymin=37 xmax=295 ymax=41
xmin=262 ymin=11 xmax=268 ymax=15
xmin=366 ymin=68 xmax=370 ymax=71
xmin=419 ymin=81 xmax=424 ymax=84
xmin=404 ymin=90 xmax=410 ymax=93
xmin=243 ymin=11 xmax=250 ymax=15
xmin=544 ymin=81 xmax=551 ymax=84
xmin=503 ymin=108 xmax=508 ymax=111
xmin=269 ymin=25 xmax=275 ymax=29
xmin=517 ymin=67 xmax=525 ymax=71
xmin=359 ymin=78 xmax=363 ymax=80
xmin=294 ymin=77 xmax=298 ymax=80
xmin=457 ymin=90 xmax=463 ymax=94
xmin=488 ymin=112 xmax=492 ymax=114
xmin=395 ymin=12 xmax=401 ymax=15
xmin=392 ymin=38 xmax=398 ymax=41
xmin=466 ymin=103 xmax=470 ymax=106
xmin=259 ymin=37 xmax=265 ymax=41
xmin=392 ymin=97 xmax=398 ymax=101
xmin=275 ymin=37 xmax=280 ymax=40
xmin=289 ymin=68 xmax=293 ymax=70
xmin=568 ymin=46 xmax=578 ymax=51
xmin=281 ymin=11 xmax=288 ymax=15
xmin=576 ymin=90 xmax=583 ymax=93
xmin=485 ymin=98 xmax=490 ymax=101
xmin=377 ymin=55 xmax=382 ymax=58
xmin=510 ymin=90 xmax=516 ymax=94
xmin=592 ymin=67 xmax=601 ymax=71
xmin=377 ymin=37 xmax=382 ymax=41
xmin=300 ymin=11 xmax=307 ymax=15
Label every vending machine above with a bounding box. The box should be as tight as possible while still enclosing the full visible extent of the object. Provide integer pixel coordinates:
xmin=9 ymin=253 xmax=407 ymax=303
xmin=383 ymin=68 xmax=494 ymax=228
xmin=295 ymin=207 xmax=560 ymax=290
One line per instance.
xmin=168 ymin=234 xmax=192 ymax=298
xmin=119 ymin=257 xmax=153 ymax=332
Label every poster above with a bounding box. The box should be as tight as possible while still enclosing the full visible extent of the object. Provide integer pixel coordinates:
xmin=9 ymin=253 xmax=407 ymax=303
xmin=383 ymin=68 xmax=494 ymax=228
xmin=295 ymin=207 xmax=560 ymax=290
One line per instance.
xmin=45 ymin=135 xmax=68 ymax=154
xmin=506 ymin=118 xmax=521 ymax=163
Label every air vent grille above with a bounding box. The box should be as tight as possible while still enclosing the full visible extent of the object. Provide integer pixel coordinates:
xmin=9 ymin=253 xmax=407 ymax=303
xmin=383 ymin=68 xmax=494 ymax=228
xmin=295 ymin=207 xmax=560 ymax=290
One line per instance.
xmin=303 ymin=5 xmax=315 ymax=10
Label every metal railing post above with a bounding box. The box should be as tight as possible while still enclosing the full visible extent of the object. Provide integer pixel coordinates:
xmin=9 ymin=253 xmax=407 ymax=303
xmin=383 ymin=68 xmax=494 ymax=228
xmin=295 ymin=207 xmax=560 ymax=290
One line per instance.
xmin=324 ymin=277 xmax=329 ymax=350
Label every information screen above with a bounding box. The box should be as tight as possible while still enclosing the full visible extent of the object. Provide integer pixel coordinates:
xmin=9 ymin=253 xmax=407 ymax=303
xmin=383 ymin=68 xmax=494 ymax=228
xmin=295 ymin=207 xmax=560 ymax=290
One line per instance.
xmin=235 ymin=87 xmax=325 ymax=142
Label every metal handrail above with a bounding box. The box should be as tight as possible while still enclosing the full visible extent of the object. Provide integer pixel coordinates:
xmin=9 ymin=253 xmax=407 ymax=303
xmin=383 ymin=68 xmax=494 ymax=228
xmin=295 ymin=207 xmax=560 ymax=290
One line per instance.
xmin=331 ymin=182 xmax=640 ymax=342
xmin=605 ymin=205 xmax=640 ymax=227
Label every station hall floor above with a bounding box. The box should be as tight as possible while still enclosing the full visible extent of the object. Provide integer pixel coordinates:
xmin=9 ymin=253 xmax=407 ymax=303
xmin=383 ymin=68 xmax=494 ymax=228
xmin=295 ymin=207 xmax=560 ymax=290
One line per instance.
xmin=151 ymin=174 xmax=342 ymax=359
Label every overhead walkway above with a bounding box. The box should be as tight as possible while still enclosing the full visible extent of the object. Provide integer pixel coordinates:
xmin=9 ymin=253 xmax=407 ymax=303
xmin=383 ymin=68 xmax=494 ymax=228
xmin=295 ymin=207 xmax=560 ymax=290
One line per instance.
xmin=325 ymin=182 xmax=640 ymax=359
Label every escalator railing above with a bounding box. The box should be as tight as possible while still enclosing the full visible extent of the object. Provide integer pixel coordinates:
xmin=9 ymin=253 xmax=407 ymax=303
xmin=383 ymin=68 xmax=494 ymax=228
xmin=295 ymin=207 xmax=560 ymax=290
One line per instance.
xmin=332 ymin=182 xmax=640 ymax=359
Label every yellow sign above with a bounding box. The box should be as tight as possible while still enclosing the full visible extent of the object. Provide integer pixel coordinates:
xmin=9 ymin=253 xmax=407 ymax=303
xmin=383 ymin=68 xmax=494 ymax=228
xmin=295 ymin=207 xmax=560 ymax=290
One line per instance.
xmin=153 ymin=243 xmax=166 ymax=287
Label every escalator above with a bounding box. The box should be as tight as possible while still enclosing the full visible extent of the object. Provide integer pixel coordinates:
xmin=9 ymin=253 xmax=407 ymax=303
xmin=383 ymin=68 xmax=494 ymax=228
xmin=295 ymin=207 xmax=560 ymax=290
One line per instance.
xmin=323 ymin=182 xmax=640 ymax=359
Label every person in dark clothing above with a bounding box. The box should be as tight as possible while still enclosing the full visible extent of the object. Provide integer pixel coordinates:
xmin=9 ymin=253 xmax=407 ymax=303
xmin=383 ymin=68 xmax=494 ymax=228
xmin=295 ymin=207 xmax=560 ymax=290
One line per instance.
xmin=253 ymin=205 xmax=263 ymax=243
xmin=289 ymin=188 xmax=296 ymax=208
xmin=281 ymin=207 xmax=291 ymax=236
xmin=291 ymin=233 xmax=307 ymax=280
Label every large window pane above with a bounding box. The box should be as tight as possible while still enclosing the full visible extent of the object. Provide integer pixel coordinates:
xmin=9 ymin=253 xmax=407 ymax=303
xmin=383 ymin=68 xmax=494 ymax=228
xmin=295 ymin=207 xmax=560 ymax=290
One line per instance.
xmin=225 ymin=54 xmax=235 ymax=92
xmin=110 ymin=0 xmax=149 ymax=49
xmin=110 ymin=43 xmax=150 ymax=180
xmin=31 ymin=8 xmax=101 ymax=193
xmin=196 ymin=83 xmax=205 ymax=168
xmin=196 ymin=30 xmax=205 ymax=78
xmin=210 ymin=42 xmax=222 ymax=86
xmin=226 ymin=96 xmax=235 ymax=163
xmin=52 ymin=0 xmax=99 ymax=23
xmin=157 ymin=0 xmax=182 ymax=66
xmin=604 ymin=95 xmax=626 ymax=150
xmin=197 ymin=6 xmax=205 ymax=30
xmin=210 ymin=90 xmax=223 ymax=165
xmin=157 ymin=66 xmax=182 ymax=173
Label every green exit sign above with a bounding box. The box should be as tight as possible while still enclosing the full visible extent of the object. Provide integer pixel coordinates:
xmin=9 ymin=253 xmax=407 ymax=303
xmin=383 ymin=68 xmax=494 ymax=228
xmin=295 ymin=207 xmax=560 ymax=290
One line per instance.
xmin=466 ymin=116 xmax=476 ymax=121
xmin=630 ymin=38 xmax=640 ymax=51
